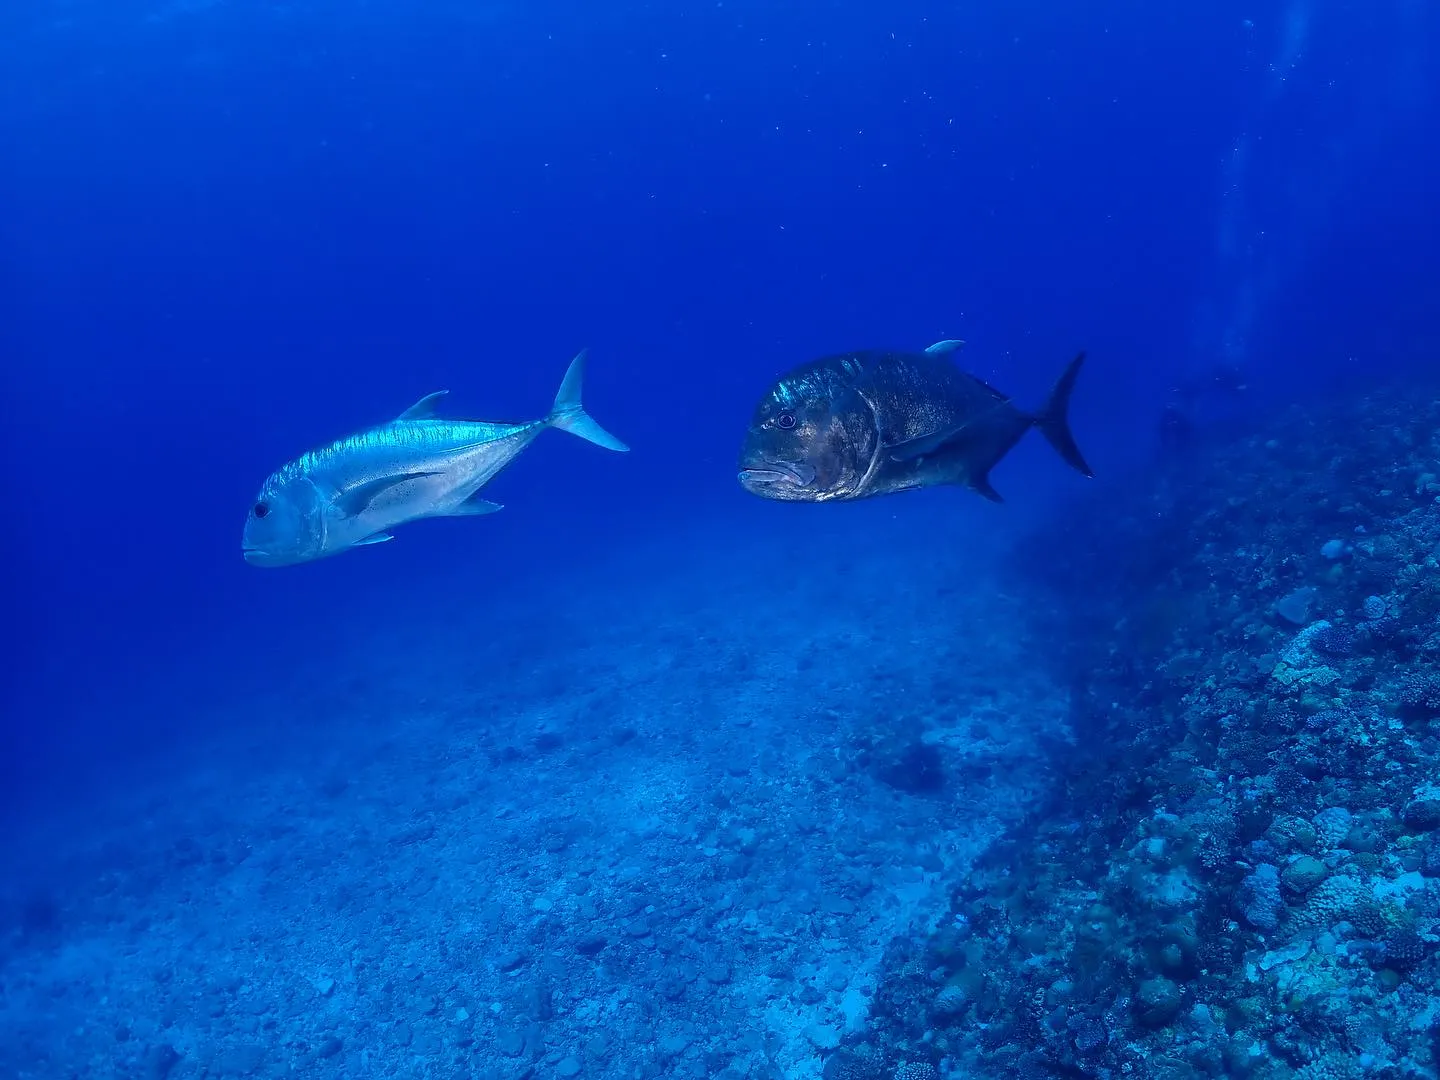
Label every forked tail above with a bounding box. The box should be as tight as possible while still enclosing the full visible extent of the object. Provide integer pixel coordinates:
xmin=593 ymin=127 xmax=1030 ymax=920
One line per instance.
xmin=548 ymin=349 xmax=630 ymax=452
xmin=1033 ymin=352 xmax=1093 ymax=477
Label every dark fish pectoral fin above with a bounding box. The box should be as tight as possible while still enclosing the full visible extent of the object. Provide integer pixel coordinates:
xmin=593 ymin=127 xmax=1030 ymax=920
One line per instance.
xmin=888 ymin=396 xmax=1018 ymax=463
xmin=1034 ymin=352 xmax=1093 ymax=478
xmin=335 ymin=472 xmax=442 ymax=516
xmin=888 ymin=426 xmax=965 ymax=462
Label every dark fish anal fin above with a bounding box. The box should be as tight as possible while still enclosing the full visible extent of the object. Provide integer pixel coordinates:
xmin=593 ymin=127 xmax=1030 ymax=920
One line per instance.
xmin=335 ymin=472 xmax=441 ymax=517
xmin=1034 ymin=351 xmax=1093 ymax=478
xmin=969 ymin=474 xmax=1004 ymax=503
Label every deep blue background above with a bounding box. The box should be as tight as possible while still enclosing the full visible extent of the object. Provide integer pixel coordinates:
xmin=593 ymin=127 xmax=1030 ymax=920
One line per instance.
xmin=3 ymin=0 xmax=1437 ymax=809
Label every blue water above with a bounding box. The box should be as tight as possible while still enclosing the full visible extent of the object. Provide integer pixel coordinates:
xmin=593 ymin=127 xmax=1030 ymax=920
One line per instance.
xmin=4 ymin=2 xmax=1439 ymax=1078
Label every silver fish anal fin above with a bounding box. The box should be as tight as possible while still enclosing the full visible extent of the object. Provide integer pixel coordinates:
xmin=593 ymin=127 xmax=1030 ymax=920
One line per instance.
xmin=334 ymin=471 xmax=442 ymax=516
xmin=448 ymin=493 xmax=504 ymax=516
xmin=397 ymin=391 xmax=450 ymax=421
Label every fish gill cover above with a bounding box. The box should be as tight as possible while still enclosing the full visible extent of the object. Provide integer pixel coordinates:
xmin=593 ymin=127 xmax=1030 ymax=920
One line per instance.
xmin=1 ymin=2 xmax=1439 ymax=1079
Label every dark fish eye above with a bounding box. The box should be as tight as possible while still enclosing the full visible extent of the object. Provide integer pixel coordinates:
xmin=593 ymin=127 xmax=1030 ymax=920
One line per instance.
xmin=253 ymin=502 xmax=270 ymax=519
xmin=777 ymin=412 xmax=796 ymax=430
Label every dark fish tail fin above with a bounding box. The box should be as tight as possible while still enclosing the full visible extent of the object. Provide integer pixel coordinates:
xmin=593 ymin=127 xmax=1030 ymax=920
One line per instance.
xmin=548 ymin=349 xmax=630 ymax=452
xmin=1033 ymin=351 xmax=1093 ymax=478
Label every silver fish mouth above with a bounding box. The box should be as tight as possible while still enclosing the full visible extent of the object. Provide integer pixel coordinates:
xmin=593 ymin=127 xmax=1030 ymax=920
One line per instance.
xmin=242 ymin=547 xmax=280 ymax=567
xmin=737 ymin=460 xmax=817 ymax=487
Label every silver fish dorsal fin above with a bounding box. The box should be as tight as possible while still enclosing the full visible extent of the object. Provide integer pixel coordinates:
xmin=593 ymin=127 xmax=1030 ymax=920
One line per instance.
xmin=397 ymin=391 xmax=450 ymax=421
xmin=924 ymin=339 xmax=966 ymax=356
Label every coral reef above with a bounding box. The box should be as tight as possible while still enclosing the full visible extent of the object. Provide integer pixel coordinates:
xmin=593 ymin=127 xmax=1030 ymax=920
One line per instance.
xmin=849 ymin=385 xmax=1440 ymax=1079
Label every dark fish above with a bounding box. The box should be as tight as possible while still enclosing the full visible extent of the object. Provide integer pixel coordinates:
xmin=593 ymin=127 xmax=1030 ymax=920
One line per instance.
xmin=737 ymin=340 xmax=1092 ymax=503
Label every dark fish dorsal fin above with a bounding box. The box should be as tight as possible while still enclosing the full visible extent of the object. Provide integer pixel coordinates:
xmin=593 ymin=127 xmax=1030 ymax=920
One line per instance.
xmin=397 ymin=391 xmax=450 ymax=421
xmin=335 ymin=471 xmax=441 ymax=516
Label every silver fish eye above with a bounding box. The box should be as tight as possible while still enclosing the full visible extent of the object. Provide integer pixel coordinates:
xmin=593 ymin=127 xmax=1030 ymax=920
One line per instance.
xmin=253 ymin=501 xmax=270 ymax=519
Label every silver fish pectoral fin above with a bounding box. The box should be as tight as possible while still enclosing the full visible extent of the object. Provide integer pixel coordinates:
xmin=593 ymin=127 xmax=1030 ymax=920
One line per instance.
xmin=334 ymin=471 xmax=443 ymax=517
xmin=351 ymin=532 xmax=395 ymax=547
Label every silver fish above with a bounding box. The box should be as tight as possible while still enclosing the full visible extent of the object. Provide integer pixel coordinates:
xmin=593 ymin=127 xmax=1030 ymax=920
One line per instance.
xmin=242 ymin=350 xmax=628 ymax=567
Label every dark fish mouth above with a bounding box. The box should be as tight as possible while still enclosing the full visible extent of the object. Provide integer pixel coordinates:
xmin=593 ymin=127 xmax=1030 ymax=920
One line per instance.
xmin=737 ymin=460 xmax=816 ymax=487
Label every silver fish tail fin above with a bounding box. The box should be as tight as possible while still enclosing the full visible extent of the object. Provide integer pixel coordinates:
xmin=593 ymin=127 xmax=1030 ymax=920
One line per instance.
xmin=548 ymin=349 xmax=630 ymax=452
xmin=1033 ymin=351 xmax=1093 ymax=478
